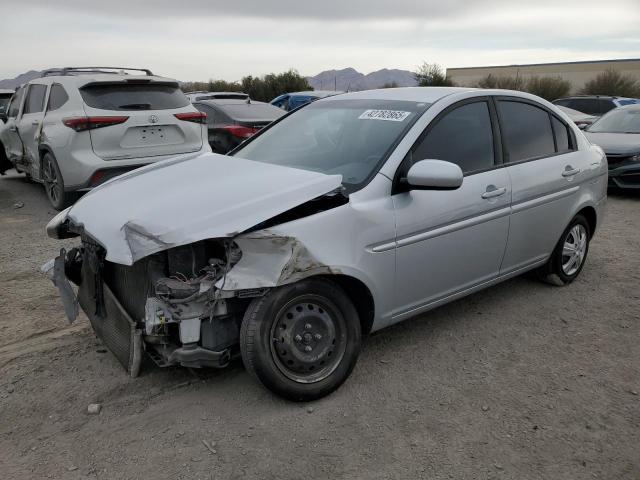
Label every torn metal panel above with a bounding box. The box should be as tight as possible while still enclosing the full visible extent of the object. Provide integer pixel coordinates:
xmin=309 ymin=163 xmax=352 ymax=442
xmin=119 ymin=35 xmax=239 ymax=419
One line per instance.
xmin=46 ymin=153 xmax=342 ymax=265
xmin=41 ymin=249 xmax=79 ymax=324
xmin=218 ymin=231 xmax=335 ymax=292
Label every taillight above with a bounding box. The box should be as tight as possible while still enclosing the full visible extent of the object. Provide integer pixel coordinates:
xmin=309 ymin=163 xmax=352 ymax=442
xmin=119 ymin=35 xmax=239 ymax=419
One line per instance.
xmin=174 ymin=112 xmax=207 ymax=124
xmin=222 ymin=125 xmax=258 ymax=139
xmin=63 ymin=116 xmax=129 ymax=132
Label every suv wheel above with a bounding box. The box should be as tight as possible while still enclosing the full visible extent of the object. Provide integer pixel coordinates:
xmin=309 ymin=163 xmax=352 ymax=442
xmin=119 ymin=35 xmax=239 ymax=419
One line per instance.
xmin=42 ymin=152 xmax=77 ymax=210
xmin=537 ymin=214 xmax=590 ymax=286
xmin=240 ymin=278 xmax=361 ymax=401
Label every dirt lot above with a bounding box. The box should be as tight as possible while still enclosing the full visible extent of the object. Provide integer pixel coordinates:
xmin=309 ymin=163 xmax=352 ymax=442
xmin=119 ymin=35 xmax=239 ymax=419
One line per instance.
xmin=0 ymin=170 xmax=638 ymax=480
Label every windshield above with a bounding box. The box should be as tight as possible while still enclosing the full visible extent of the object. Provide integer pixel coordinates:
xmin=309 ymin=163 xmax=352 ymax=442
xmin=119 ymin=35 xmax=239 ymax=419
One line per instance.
xmin=588 ymin=108 xmax=640 ymax=134
xmin=232 ymin=99 xmax=429 ymax=190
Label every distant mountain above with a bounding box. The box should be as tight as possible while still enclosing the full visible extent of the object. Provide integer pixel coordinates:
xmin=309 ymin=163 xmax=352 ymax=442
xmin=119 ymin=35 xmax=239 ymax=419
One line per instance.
xmin=307 ymin=67 xmax=418 ymax=91
xmin=0 ymin=70 xmax=43 ymax=89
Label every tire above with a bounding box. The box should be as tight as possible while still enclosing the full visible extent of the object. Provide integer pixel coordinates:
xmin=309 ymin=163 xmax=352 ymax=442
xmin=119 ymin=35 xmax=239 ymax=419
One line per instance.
xmin=536 ymin=214 xmax=590 ymax=286
xmin=42 ymin=152 xmax=77 ymax=210
xmin=240 ymin=278 xmax=361 ymax=401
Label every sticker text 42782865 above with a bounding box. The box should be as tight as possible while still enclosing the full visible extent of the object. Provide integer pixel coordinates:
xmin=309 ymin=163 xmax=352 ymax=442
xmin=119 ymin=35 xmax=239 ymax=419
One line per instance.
xmin=358 ymin=110 xmax=412 ymax=122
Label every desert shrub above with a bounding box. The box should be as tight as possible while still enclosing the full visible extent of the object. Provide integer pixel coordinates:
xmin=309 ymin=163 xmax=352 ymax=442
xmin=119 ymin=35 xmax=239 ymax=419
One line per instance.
xmin=476 ymin=74 xmax=526 ymax=90
xmin=580 ymin=69 xmax=640 ymax=97
xmin=415 ymin=62 xmax=455 ymax=87
xmin=525 ymin=76 xmax=571 ymax=101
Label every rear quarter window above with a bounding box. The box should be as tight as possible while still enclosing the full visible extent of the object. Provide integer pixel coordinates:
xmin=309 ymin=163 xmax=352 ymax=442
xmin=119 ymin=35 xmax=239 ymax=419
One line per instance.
xmin=47 ymin=84 xmax=69 ymax=111
xmin=80 ymin=83 xmax=189 ymax=111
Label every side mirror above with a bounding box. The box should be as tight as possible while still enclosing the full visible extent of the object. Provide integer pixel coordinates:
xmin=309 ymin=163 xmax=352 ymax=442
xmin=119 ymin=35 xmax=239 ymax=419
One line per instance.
xmin=405 ymin=159 xmax=463 ymax=190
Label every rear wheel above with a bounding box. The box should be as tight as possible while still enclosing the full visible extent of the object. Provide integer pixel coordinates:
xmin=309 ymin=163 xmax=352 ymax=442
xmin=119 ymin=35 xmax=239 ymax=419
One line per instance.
xmin=240 ymin=278 xmax=361 ymax=401
xmin=537 ymin=214 xmax=590 ymax=286
xmin=42 ymin=152 xmax=77 ymax=210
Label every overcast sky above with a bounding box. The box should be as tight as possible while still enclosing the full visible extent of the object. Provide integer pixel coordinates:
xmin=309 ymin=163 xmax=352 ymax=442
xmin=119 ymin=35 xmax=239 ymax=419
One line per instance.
xmin=2 ymin=0 xmax=639 ymax=81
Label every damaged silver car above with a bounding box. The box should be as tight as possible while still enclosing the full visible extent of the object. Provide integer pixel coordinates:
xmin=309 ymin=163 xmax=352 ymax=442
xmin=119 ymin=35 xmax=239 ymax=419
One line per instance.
xmin=45 ymin=87 xmax=607 ymax=400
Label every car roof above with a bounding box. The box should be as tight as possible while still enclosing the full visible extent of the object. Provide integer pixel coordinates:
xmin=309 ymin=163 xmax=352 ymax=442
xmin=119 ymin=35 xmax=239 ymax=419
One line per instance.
xmin=197 ymin=98 xmax=269 ymax=106
xmin=614 ymin=103 xmax=640 ymax=112
xmin=317 ymin=86 xmax=478 ymax=103
xmin=28 ymin=74 xmax=179 ymax=87
xmin=290 ymin=90 xmax=344 ymax=98
xmin=0 ymin=89 xmax=14 ymax=95
xmin=554 ymin=95 xmax=636 ymax=101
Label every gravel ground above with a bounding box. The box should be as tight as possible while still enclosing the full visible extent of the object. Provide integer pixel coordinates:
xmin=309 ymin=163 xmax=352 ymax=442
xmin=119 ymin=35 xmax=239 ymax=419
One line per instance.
xmin=0 ymin=170 xmax=638 ymax=480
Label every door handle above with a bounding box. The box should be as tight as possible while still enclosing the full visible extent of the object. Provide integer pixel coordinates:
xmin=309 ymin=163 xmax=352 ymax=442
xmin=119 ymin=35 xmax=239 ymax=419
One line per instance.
xmin=32 ymin=120 xmax=40 ymax=126
xmin=481 ymin=186 xmax=507 ymax=199
xmin=562 ymin=166 xmax=580 ymax=177
xmin=8 ymin=126 xmax=17 ymax=132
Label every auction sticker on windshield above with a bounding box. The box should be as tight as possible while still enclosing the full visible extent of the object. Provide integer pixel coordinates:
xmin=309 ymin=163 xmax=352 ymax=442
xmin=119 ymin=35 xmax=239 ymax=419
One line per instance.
xmin=358 ymin=109 xmax=411 ymax=122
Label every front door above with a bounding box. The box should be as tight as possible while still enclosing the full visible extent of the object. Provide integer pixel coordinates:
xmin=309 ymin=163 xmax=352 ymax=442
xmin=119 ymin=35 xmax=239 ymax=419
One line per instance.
xmin=17 ymin=82 xmax=48 ymax=179
xmin=392 ymin=99 xmax=511 ymax=318
xmin=0 ymin=86 xmax=26 ymax=164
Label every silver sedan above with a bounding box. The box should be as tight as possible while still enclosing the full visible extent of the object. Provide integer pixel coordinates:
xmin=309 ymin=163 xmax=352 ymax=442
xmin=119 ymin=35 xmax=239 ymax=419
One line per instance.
xmin=45 ymin=87 xmax=607 ymax=400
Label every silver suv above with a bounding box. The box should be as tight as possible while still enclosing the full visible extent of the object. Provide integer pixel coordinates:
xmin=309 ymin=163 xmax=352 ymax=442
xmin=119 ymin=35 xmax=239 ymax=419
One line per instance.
xmin=45 ymin=87 xmax=607 ymax=401
xmin=0 ymin=67 xmax=210 ymax=209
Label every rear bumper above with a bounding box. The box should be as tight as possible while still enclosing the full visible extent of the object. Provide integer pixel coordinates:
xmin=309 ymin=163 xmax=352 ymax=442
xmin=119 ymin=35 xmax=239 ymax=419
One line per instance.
xmin=608 ymin=163 xmax=640 ymax=190
xmin=61 ymin=144 xmax=210 ymax=191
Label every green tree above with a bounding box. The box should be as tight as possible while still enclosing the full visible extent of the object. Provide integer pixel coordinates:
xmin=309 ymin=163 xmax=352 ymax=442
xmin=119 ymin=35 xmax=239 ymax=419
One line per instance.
xmin=580 ymin=69 xmax=640 ymax=97
xmin=415 ymin=62 xmax=454 ymax=87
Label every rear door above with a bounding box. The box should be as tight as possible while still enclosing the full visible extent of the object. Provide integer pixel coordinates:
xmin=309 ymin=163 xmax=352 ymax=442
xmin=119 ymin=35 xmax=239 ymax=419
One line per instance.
xmin=79 ymin=81 xmax=203 ymax=160
xmin=17 ymin=82 xmax=49 ymax=176
xmin=496 ymin=98 xmax=585 ymax=274
xmin=0 ymin=86 xmax=26 ymax=163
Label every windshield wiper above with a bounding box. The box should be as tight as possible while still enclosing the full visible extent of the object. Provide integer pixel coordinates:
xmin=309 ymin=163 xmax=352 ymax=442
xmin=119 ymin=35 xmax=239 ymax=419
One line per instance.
xmin=118 ymin=103 xmax=152 ymax=110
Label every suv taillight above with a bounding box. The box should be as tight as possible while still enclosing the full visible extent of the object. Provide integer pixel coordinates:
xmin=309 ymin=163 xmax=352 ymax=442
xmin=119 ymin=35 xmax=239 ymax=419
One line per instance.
xmin=174 ymin=112 xmax=207 ymax=124
xmin=222 ymin=125 xmax=258 ymax=139
xmin=63 ymin=116 xmax=129 ymax=132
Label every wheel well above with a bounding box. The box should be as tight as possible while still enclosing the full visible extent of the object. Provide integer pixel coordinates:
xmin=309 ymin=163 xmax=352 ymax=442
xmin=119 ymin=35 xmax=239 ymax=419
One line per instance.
xmin=318 ymin=274 xmax=375 ymax=335
xmin=577 ymin=206 xmax=597 ymax=238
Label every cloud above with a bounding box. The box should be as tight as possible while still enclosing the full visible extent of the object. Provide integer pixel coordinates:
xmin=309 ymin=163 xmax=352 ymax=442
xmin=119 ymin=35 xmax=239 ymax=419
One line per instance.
xmin=1 ymin=0 xmax=638 ymax=81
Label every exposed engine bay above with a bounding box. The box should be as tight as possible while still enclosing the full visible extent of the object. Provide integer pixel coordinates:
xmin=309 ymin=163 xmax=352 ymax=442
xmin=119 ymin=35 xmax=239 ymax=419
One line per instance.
xmin=50 ymin=237 xmax=268 ymax=376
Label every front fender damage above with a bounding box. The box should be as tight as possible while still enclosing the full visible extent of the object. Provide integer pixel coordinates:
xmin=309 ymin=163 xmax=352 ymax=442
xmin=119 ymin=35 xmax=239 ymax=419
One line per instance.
xmin=218 ymin=231 xmax=339 ymax=292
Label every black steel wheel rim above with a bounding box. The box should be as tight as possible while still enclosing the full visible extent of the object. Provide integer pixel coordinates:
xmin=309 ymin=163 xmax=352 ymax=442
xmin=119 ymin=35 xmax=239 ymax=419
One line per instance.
xmin=270 ymin=295 xmax=347 ymax=384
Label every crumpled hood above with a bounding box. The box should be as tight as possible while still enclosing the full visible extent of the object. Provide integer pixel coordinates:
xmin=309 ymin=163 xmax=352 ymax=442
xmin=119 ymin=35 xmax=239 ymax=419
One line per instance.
xmin=584 ymin=132 xmax=640 ymax=155
xmin=51 ymin=152 xmax=342 ymax=265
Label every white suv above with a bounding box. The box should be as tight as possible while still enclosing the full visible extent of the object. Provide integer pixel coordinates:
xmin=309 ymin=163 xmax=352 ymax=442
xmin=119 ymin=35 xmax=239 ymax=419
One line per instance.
xmin=0 ymin=67 xmax=210 ymax=209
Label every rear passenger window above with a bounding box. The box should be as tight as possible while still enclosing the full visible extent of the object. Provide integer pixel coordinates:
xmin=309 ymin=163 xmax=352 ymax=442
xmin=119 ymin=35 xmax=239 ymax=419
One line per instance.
xmin=551 ymin=117 xmax=572 ymax=153
xmin=498 ymin=101 xmax=555 ymax=162
xmin=597 ymin=99 xmax=616 ymax=115
xmin=47 ymin=84 xmax=69 ymax=111
xmin=412 ymin=101 xmax=495 ymax=174
xmin=23 ymin=84 xmax=47 ymax=114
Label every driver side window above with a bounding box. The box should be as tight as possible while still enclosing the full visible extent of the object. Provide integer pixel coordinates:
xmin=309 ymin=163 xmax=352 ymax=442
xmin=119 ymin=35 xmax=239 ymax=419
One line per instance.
xmin=7 ymin=87 xmax=25 ymax=118
xmin=411 ymin=101 xmax=496 ymax=175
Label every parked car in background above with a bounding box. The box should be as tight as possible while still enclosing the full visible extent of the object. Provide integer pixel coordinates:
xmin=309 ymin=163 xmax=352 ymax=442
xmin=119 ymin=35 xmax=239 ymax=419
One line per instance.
xmin=0 ymin=89 xmax=14 ymax=120
xmin=45 ymin=87 xmax=606 ymax=401
xmin=553 ymin=95 xmax=640 ymax=117
xmin=185 ymin=91 xmax=249 ymax=102
xmin=584 ymin=104 xmax=640 ymax=190
xmin=0 ymin=67 xmax=209 ymax=209
xmin=193 ymin=97 xmax=285 ymax=153
xmin=270 ymin=90 xmax=344 ymax=111
xmin=557 ymin=105 xmax=598 ymax=130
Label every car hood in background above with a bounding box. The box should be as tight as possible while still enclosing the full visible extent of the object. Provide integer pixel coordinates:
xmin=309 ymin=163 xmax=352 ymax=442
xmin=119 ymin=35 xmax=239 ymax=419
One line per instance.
xmin=584 ymin=132 xmax=640 ymax=155
xmin=51 ymin=152 xmax=342 ymax=265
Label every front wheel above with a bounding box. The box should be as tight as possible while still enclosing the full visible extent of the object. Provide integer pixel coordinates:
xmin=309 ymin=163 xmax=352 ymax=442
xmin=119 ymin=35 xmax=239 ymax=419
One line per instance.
xmin=240 ymin=278 xmax=361 ymax=401
xmin=42 ymin=152 xmax=77 ymax=210
xmin=537 ymin=214 xmax=590 ymax=286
